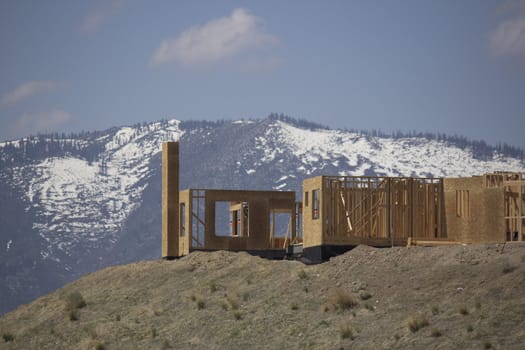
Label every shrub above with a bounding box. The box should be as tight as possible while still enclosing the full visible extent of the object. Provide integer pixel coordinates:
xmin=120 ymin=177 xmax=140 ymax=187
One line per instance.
xmin=210 ymin=282 xmax=218 ymax=293
xmin=66 ymin=291 xmax=86 ymax=310
xmin=329 ymin=288 xmax=359 ymax=310
xmin=290 ymin=303 xmax=299 ymax=310
xmin=3 ymin=333 xmax=14 ymax=342
xmin=430 ymin=328 xmax=442 ymax=337
xmin=407 ymin=316 xmax=429 ymax=332
xmin=339 ymin=322 xmax=354 ymax=340
xmin=161 ymin=340 xmax=171 ymax=350
xmin=234 ymin=311 xmax=242 ymax=320
xmin=458 ymin=305 xmax=469 ymax=315
xmin=431 ymin=306 xmax=440 ymax=315
xmin=467 ymin=325 xmax=474 ymax=332
xmin=95 ymin=342 xmax=106 ymax=350
xmin=69 ymin=309 xmax=79 ymax=321
xmin=502 ymin=263 xmax=517 ymax=274
xmin=318 ymin=320 xmax=330 ymax=327
xmin=297 ymin=269 xmax=307 ymax=280
xmin=151 ymin=327 xmax=157 ymax=338
xmin=64 ymin=291 xmax=86 ymax=321
xmin=484 ymin=341 xmax=492 ymax=349
xmin=227 ymin=294 xmax=240 ymax=310
xmin=364 ymin=303 xmax=374 ymax=311
xmin=196 ymin=299 xmax=205 ymax=310
xmin=359 ymin=290 xmax=371 ymax=300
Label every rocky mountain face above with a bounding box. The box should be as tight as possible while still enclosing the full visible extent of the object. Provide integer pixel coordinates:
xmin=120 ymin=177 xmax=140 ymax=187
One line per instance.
xmin=0 ymin=116 xmax=524 ymax=315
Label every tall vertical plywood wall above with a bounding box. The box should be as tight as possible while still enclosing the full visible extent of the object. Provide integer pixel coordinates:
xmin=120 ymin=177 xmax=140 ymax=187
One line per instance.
xmin=443 ymin=177 xmax=505 ymax=243
xmin=302 ymin=177 xmax=325 ymax=248
xmin=162 ymin=142 xmax=180 ymax=258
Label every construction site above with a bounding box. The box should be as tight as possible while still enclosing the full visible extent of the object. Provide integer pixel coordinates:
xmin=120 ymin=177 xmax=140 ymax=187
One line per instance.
xmin=162 ymin=142 xmax=525 ymax=262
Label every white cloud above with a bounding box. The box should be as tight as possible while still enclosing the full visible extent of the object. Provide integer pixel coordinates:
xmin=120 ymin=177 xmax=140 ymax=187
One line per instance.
xmin=489 ymin=17 xmax=525 ymax=56
xmin=0 ymin=81 xmax=63 ymax=108
xmin=14 ymin=110 xmax=74 ymax=136
xmin=151 ymin=8 xmax=279 ymax=66
xmin=81 ymin=0 xmax=125 ymax=34
xmin=489 ymin=0 xmax=525 ymax=57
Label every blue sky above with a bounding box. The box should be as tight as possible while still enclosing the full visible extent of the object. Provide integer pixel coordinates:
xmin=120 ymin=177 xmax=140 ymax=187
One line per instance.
xmin=1 ymin=0 xmax=524 ymax=149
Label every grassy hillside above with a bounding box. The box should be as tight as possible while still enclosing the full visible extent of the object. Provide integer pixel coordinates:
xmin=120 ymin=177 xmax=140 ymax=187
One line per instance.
xmin=1 ymin=244 xmax=524 ymax=349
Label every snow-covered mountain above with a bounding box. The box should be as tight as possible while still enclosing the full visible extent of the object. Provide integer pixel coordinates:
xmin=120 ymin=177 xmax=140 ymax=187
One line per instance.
xmin=0 ymin=116 xmax=524 ymax=315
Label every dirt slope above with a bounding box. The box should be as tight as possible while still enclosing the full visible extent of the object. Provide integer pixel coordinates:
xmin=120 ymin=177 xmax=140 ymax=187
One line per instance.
xmin=1 ymin=243 xmax=524 ymax=350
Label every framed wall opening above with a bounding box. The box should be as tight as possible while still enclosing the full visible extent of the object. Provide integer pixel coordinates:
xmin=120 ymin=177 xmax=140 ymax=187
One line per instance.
xmin=269 ymin=210 xmax=292 ymax=248
xmin=180 ymin=203 xmax=186 ymax=237
xmin=312 ymin=189 xmax=320 ymax=220
xmin=191 ymin=190 xmax=206 ymax=248
xmin=214 ymin=201 xmax=249 ymax=237
xmin=214 ymin=201 xmax=232 ymax=237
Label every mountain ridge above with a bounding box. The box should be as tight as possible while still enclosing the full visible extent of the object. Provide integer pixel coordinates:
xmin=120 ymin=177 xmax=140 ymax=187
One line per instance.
xmin=1 ymin=116 xmax=524 ymax=315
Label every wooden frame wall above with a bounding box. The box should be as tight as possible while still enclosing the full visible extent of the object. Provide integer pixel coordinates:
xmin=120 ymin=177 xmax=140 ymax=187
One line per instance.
xmin=303 ymin=176 xmax=446 ymax=248
xmin=178 ymin=189 xmax=298 ymax=255
xmin=485 ymin=172 xmax=525 ymax=241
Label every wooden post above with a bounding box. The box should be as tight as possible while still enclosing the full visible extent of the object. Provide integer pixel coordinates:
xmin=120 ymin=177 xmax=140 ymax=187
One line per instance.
xmin=162 ymin=142 xmax=180 ymax=258
xmin=518 ymin=179 xmax=525 ymax=241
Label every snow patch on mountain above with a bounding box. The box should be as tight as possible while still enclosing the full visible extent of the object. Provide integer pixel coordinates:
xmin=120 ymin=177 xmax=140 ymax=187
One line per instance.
xmin=270 ymin=121 xmax=524 ymax=177
xmin=8 ymin=120 xmax=182 ymax=259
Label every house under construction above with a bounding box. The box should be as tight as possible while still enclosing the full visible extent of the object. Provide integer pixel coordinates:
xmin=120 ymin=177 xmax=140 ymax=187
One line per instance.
xmin=162 ymin=142 xmax=525 ymax=262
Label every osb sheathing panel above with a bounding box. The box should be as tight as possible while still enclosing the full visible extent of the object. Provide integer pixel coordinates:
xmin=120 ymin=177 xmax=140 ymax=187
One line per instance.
xmin=162 ymin=142 xmax=179 ymax=258
xmin=444 ymin=177 xmax=505 ymax=243
xmin=200 ymin=190 xmax=296 ymax=251
xmin=302 ymin=177 xmax=324 ymax=248
xmin=179 ymin=189 xmax=191 ymax=256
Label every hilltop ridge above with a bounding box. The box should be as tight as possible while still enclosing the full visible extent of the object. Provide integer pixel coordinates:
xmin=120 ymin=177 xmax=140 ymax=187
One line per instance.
xmin=1 ymin=243 xmax=524 ymax=349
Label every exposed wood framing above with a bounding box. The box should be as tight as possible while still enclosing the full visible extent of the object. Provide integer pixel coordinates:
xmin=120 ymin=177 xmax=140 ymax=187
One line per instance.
xmin=310 ymin=176 xmax=445 ymax=248
xmin=177 ymin=189 xmax=298 ymax=255
xmin=163 ymin=142 xmax=525 ymax=260
xmin=485 ymin=172 xmax=525 ymax=241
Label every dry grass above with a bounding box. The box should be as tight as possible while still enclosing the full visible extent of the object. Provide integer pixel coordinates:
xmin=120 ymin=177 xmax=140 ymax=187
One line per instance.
xmin=431 ymin=305 xmax=440 ymax=315
xmin=226 ymin=294 xmax=240 ymax=310
xmin=65 ymin=291 xmax=86 ymax=310
xmin=430 ymin=328 xmax=442 ymax=337
xmin=63 ymin=290 xmax=86 ymax=321
xmin=458 ymin=305 xmax=469 ymax=315
xmin=359 ymin=290 xmax=372 ymax=300
xmin=339 ymin=321 xmax=354 ymax=340
xmin=297 ymin=269 xmax=308 ymax=280
xmin=2 ymin=245 xmax=525 ymax=349
xmin=407 ymin=316 xmax=429 ymax=333
xmin=2 ymin=333 xmax=14 ymax=342
xmin=502 ymin=263 xmax=517 ymax=274
xmin=329 ymin=288 xmax=359 ymax=310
